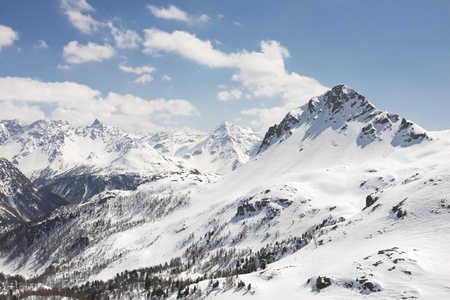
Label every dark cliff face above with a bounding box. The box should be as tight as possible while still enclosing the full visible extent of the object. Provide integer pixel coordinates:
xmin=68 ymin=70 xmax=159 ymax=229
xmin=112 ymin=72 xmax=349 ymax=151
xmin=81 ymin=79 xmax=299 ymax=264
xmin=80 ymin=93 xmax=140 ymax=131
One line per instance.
xmin=258 ymin=113 xmax=300 ymax=154
xmin=34 ymin=170 xmax=144 ymax=204
xmin=0 ymin=157 xmax=68 ymax=224
xmin=258 ymin=84 xmax=431 ymax=154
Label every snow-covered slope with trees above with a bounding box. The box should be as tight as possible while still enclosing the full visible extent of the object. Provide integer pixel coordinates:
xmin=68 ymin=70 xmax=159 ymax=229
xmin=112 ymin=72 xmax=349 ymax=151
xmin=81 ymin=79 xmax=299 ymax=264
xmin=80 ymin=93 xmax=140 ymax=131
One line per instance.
xmin=0 ymin=85 xmax=448 ymax=299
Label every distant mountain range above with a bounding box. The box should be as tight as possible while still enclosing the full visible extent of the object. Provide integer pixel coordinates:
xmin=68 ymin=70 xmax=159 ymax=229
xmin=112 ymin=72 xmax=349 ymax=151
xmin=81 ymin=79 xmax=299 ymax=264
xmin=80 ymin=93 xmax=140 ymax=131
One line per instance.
xmin=0 ymin=85 xmax=449 ymax=299
xmin=0 ymin=118 xmax=261 ymax=202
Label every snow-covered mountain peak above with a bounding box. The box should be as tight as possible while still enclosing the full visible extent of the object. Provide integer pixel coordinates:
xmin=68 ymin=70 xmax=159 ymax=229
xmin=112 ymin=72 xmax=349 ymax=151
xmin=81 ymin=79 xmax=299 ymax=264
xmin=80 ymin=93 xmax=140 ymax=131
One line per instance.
xmin=209 ymin=121 xmax=256 ymax=145
xmin=147 ymin=122 xmax=262 ymax=174
xmin=213 ymin=121 xmax=238 ymax=134
xmin=181 ymin=122 xmax=262 ymax=173
xmin=308 ymin=84 xmax=375 ymax=117
xmin=259 ymin=84 xmax=431 ymax=153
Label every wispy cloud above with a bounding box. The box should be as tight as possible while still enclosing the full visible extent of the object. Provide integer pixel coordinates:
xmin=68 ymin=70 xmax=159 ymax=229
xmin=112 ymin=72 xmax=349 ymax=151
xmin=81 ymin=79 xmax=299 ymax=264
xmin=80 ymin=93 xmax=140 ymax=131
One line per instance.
xmin=119 ymin=64 xmax=155 ymax=85
xmin=57 ymin=64 xmax=71 ymax=70
xmin=60 ymin=0 xmax=101 ymax=34
xmin=0 ymin=25 xmax=19 ymax=52
xmin=148 ymin=5 xmax=210 ymax=25
xmin=60 ymin=0 xmax=94 ymax=12
xmin=108 ymin=23 xmax=142 ymax=49
xmin=119 ymin=64 xmax=155 ymax=74
xmin=63 ymin=41 xmax=115 ymax=64
xmin=134 ymin=74 xmax=153 ymax=84
xmin=0 ymin=76 xmax=200 ymax=132
xmin=34 ymin=39 xmax=49 ymax=49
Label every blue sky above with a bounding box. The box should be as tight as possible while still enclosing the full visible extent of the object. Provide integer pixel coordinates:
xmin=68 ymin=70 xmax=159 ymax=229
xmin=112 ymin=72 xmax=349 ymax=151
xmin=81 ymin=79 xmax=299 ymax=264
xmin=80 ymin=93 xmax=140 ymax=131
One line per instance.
xmin=0 ymin=0 xmax=448 ymax=133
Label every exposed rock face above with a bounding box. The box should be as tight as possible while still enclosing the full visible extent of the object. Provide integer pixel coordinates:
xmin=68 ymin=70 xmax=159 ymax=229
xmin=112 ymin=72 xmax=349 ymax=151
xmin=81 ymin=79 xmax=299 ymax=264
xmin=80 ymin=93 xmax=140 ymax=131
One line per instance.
xmin=0 ymin=157 xmax=68 ymax=224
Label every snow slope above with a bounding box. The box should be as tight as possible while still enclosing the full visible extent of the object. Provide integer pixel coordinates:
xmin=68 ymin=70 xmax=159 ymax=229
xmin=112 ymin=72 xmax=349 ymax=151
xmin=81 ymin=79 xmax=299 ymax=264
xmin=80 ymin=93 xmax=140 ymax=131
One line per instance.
xmin=0 ymin=85 xmax=448 ymax=299
xmin=201 ymin=162 xmax=450 ymax=299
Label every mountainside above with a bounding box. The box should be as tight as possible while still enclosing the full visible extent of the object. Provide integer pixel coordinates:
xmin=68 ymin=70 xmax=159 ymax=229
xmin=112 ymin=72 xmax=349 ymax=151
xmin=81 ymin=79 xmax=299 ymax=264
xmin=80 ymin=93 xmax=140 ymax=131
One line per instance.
xmin=0 ymin=157 xmax=68 ymax=224
xmin=0 ymin=85 xmax=448 ymax=299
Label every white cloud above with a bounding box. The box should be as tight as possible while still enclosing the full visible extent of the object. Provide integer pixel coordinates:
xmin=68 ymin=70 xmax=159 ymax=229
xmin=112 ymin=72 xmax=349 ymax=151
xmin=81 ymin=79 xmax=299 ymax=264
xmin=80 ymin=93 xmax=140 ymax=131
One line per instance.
xmin=143 ymin=29 xmax=232 ymax=68
xmin=0 ymin=76 xmax=199 ymax=132
xmin=142 ymin=29 xmax=328 ymax=131
xmin=119 ymin=64 xmax=155 ymax=85
xmin=148 ymin=5 xmax=189 ymax=22
xmin=134 ymin=74 xmax=153 ymax=84
xmin=34 ymin=39 xmax=48 ymax=49
xmin=231 ymin=40 xmax=327 ymax=102
xmin=119 ymin=64 xmax=155 ymax=74
xmin=162 ymin=75 xmax=172 ymax=81
xmin=63 ymin=41 xmax=115 ymax=64
xmin=60 ymin=0 xmax=94 ymax=12
xmin=217 ymin=91 xmax=230 ymax=101
xmin=0 ymin=25 xmax=19 ymax=52
xmin=242 ymin=106 xmax=289 ymax=132
xmin=57 ymin=64 xmax=71 ymax=70
xmin=218 ymin=88 xmax=242 ymax=102
xmin=106 ymin=93 xmax=199 ymax=117
xmin=60 ymin=0 xmax=101 ymax=34
xmin=197 ymin=14 xmax=210 ymax=23
xmin=0 ymin=77 xmax=101 ymax=105
xmin=148 ymin=5 xmax=210 ymax=25
xmin=109 ymin=23 xmax=142 ymax=49
xmin=65 ymin=10 xmax=100 ymax=34
xmin=233 ymin=21 xmax=242 ymax=26
xmin=0 ymin=101 xmax=45 ymax=122
xmin=231 ymin=89 xmax=242 ymax=99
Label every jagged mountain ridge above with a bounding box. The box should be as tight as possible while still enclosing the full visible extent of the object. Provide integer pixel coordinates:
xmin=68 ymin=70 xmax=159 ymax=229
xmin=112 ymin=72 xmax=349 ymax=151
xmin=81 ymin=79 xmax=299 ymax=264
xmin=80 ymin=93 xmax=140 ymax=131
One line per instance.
xmin=259 ymin=84 xmax=430 ymax=153
xmin=0 ymin=85 xmax=448 ymax=299
xmin=0 ymin=119 xmax=181 ymax=178
xmin=0 ymin=119 xmax=261 ymax=202
xmin=0 ymin=119 xmax=183 ymax=203
xmin=0 ymin=157 xmax=68 ymax=224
